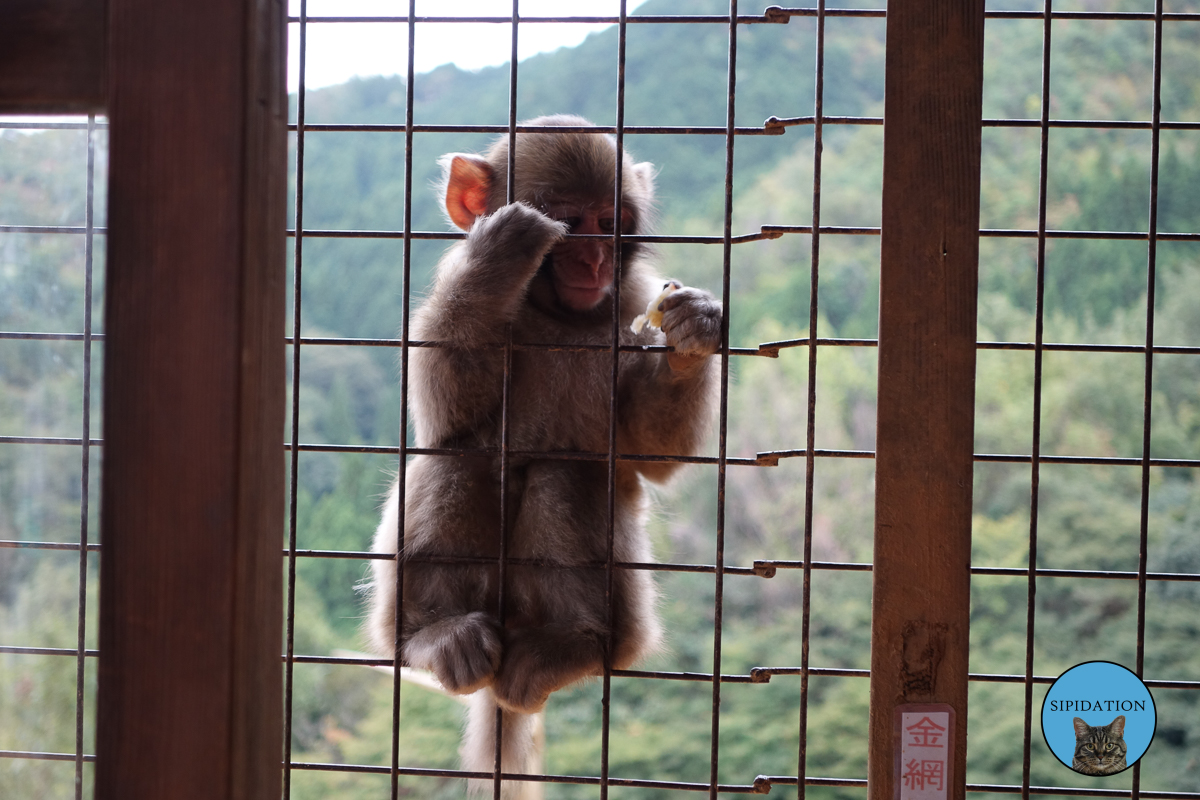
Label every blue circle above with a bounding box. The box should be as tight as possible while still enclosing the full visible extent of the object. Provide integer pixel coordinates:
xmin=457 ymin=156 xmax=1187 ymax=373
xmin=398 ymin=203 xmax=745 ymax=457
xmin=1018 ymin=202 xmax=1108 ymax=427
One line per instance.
xmin=1041 ymin=661 xmax=1156 ymax=774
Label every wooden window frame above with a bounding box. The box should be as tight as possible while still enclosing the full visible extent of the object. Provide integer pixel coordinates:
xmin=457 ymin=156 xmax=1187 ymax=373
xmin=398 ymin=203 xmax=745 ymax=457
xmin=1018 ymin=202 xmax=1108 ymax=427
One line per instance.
xmin=2 ymin=1 xmax=288 ymax=798
xmin=0 ymin=0 xmax=981 ymax=798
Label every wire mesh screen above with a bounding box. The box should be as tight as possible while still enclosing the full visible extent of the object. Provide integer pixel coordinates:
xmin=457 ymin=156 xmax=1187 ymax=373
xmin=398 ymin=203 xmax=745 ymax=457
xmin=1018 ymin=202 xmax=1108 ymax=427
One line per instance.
xmin=0 ymin=115 xmax=105 ymax=798
xmin=281 ymin=2 xmax=882 ymax=798
xmin=3 ymin=1 xmax=1200 ymax=799
xmin=969 ymin=1 xmax=1200 ymax=797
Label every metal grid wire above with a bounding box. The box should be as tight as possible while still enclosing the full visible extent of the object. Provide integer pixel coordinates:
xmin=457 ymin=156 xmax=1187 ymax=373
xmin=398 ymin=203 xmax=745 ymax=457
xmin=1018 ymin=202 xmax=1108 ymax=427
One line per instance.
xmin=276 ymin=6 xmax=1200 ymax=797
xmin=2 ymin=1 xmax=1200 ymax=799
xmin=0 ymin=114 xmax=101 ymax=800
xmin=273 ymin=2 xmax=1200 ymax=797
xmin=280 ymin=3 xmax=844 ymax=797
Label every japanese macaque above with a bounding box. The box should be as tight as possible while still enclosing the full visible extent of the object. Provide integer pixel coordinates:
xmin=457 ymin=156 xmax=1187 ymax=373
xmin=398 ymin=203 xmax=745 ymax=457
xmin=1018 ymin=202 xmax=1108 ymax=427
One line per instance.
xmin=365 ymin=114 xmax=721 ymax=794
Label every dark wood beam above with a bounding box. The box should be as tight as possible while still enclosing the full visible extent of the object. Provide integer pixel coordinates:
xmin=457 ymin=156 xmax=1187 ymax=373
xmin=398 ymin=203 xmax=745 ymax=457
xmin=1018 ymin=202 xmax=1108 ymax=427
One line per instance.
xmin=96 ymin=1 xmax=287 ymax=798
xmin=0 ymin=0 xmax=106 ymax=113
xmin=869 ymin=0 xmax=985 ymax=798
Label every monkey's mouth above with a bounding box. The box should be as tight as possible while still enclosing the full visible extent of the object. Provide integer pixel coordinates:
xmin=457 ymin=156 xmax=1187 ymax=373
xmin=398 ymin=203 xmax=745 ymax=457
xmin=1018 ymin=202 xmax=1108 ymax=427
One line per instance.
xmin=555 ymin=282 xmax=611 ymax=311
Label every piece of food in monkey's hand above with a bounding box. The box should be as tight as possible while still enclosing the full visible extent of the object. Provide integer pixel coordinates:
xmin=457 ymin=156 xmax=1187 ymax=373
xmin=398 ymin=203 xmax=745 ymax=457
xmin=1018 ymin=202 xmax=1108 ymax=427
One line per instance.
xmin=630 ymin=280 xmax=683 ymax=333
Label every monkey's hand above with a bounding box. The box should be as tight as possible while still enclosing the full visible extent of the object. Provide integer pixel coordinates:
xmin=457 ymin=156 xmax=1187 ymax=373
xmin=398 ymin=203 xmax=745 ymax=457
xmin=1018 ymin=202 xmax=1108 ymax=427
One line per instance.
xmin=658 ymin=285 xmax=722 ymax=370
xmin=466 ymin=202 xmax=568 ymax=278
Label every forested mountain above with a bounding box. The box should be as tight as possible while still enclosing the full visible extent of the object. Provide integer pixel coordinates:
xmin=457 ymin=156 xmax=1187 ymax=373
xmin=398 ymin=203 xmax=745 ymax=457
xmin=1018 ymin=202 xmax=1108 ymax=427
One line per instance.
xmin=4 ymin=0 xmax=1200 ymax=797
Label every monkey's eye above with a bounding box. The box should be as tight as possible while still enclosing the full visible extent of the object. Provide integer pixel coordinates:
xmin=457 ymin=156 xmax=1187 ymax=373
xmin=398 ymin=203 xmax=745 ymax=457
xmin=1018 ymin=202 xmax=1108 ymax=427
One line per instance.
xmin=598 ymin=216 xmax=616 ymax=233
xmin=556 ymin=216 xmax=583 ymax=232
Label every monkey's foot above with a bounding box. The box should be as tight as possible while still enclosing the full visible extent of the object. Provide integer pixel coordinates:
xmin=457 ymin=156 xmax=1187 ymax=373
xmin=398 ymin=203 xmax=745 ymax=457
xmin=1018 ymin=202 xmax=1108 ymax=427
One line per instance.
xmin=406 ymin=612 xmax=502 ymax=695
xmin=492 ymin=627 xmax=602 ymax=713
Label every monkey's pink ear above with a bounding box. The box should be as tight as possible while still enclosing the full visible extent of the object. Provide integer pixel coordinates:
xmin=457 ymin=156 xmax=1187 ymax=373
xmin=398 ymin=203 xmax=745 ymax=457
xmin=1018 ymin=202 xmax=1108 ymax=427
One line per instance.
xmin=444 ymin=154 xmax=494 ymax=230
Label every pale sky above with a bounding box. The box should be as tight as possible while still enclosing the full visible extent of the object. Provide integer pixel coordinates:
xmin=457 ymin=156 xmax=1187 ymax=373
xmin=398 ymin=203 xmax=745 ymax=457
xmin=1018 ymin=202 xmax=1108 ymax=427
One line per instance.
xmin=0 ymin=2 xmax=650 ymax=126
xmin=289 ymin=1 xmax=652 ymax=91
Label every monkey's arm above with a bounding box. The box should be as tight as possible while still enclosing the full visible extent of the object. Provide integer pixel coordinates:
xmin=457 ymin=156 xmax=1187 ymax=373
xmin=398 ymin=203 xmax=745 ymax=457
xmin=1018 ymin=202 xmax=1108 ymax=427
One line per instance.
xmin=620 ymin=285 xmax=722 ymax=482
xmin=410 ymin=204 xmax=567 ymax=442
xmin=424 ymin=202 xmax=567 ymax=343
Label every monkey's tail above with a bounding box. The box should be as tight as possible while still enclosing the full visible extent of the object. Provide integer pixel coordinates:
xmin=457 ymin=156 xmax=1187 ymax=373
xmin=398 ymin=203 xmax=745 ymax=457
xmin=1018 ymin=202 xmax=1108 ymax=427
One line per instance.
xmin=462 ymin=689 xmax=537 ymax=798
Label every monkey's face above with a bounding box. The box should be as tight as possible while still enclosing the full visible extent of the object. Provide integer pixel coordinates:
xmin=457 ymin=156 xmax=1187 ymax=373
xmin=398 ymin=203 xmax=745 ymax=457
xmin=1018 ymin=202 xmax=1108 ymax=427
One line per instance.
xmin=542 ymin=201 xmax=634 ymax=311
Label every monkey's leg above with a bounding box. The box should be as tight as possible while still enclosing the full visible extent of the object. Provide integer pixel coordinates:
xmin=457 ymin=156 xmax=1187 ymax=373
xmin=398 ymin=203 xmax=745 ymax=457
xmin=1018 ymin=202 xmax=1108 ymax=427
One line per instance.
xmin=609 ymin=566 xmax=662 ymax=671
xmin=404 ymin=611 xmax=503 ymax=696
xmin=491 ymin=623 xmax=606 ymax=713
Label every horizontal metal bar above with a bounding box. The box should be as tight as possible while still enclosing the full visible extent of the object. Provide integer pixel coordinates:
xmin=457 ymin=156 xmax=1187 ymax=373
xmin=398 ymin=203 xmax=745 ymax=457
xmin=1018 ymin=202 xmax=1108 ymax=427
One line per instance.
xmin=287 ymin=227 xmax=786 ymax=244
xmin=284 ymin=226 xmax=1200 ymax=243
xmin=0 ymin=224 xmax=107 ymax=234
xmin=612 ymin=669 xmax=765 ymax=684
xmin=286 ymin=10 xmax=887 ymax=24
xmin=282 ymin=442 xmax=879 ymax=468
xmin=0 ymin=645 xmax=99 ymax=657
xmin=969 ymin=672 xmax=1200 ymax=690
xmin=9 ymin=222 xmax=1197 ymax=245
xmin=289 ymin=760 xmax=770 ymax=793
xmin=753 ymin=448 xmax=875 ymax=465
xmin=758 ymin=560 xmax=1200 ymax=585
xmin=0 ymin=749 xmax=96 ymax=763
xmin=979 ymin=340 xmax=1200 ymax=355
xmin=975 ymin=452 xmax=1200 ymax=469
xmin=760 ymin=667 xmax=871 ymax=679
xmin=765 ymin=115 xmax=882 ymax=129
xmin=754 ymin=337 xmax=878 ymax=355
xmin=288 ymin=122 xmax=783 ymax=136
xmin=761 ymin=224 xmax=880 ymax=236
xmin=5 ymin=435 xmax=1198 ymax=471
xmin=283 ymin=335 xmax=760 ymax=359
xmin=982 ymin=227 xmax=1200 ymax=241
xmin=970 ymin=672 xmax=1054 ymax=686
xmin=291 ymin=654 xmax=392 ymax=666
xmin=284 ymin=8 xmax=1200 ymax=24
xmin=14 ymin=642 xmax=1198 ymax=693
xmin=285 ymin=441 xmax=762 ymax=465
xmin=753 ymin=560 xmax=873 ymax=576
xmin=290 ymin=118 xmax=1200 ymax=135
xmin=0 ymin=331 xmax=104 ymax=341
xmin=0 ymin=120 xmax=106 ymax=131
xmin=963 ymin=783 xmax=1200 ymax=799
xmin=755 ymin=776 xmax=1200 ymax=800
xmin=11 ymin=538 xmax=1196 ymax=586
xmin=0 ymin=436 xmax=103 ymax=447
xmin=9 ymin=114 xmax=1200 ymax=135
xmin=282 ymin=336 xmax=755 ymax=358
xmin=287 ymin=548 xmax=761 ymax=576
xmin=985 ymin=118 xmax=1200 ymax=131
xmin=761 ymin=776 xmax=868 ymax=788
xmin=3 ymin=751 xmax=1187 ymax=800
xmin=986 ymin=9 xmax=1200 ymax=22
xmin=0 ymin=539 xmax=100 ymax=551
xmin=9 ymin=330 xmax=1197 ymax=358
xmin=973 ymin=566 xmax=1200 ymax=583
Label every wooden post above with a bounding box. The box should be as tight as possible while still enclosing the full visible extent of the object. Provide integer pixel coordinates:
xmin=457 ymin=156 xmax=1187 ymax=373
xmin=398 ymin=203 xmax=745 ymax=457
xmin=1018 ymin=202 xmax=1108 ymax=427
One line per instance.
xmin=870 ymin=1 xmax=985 ymax=798
xmin=0 ymin=0 xmax=106 ymax=112
xmin=96 ymin=1 xmax=287 ymax=799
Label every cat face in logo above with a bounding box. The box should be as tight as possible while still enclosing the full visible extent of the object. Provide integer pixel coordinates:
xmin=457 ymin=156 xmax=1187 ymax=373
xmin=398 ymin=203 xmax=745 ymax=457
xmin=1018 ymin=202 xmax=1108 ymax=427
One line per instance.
xmin=1072 ymin=715 xmax=1127 ymax=776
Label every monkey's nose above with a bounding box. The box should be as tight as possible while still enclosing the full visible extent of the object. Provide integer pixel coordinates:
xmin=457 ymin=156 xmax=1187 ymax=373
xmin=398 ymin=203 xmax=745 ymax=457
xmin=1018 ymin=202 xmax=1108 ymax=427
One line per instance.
xmin=581 ymin=244 xmax=605 ymax=272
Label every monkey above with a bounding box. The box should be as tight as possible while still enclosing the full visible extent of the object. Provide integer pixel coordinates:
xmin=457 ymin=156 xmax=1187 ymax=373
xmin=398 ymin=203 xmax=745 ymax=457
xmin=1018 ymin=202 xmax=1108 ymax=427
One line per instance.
xmin=364 ymin=114 xmax=721 ymax=794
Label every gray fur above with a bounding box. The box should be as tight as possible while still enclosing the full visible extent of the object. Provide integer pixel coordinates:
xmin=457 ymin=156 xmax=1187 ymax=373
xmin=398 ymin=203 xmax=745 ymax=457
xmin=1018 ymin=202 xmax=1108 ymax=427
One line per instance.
xmin=365 ymin=117 xmax=720 ymax=794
